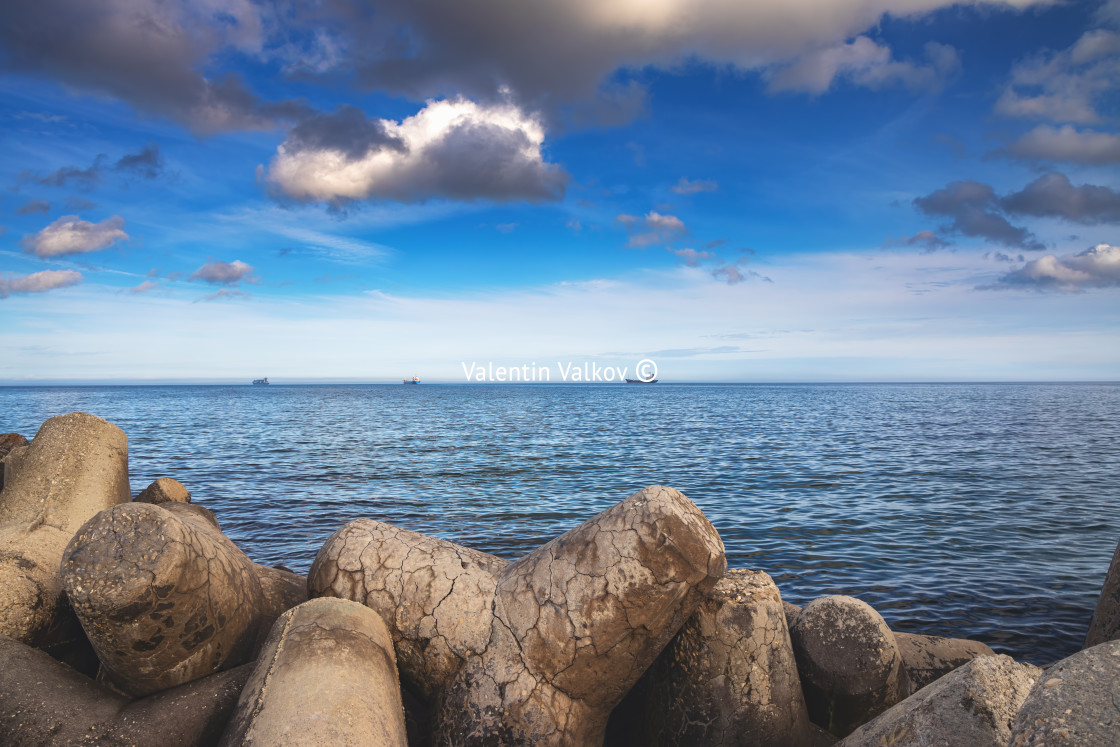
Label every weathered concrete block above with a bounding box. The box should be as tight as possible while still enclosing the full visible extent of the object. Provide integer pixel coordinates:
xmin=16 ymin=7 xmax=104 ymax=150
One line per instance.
xmin=790 ymin=595 xmax=912 ymax=737
xmin=1009 ymin=639 xmax=1120 ymax=746
xmin=0 ymin=413 xmax=131 ymax=646
xmin=136 ymin=477 xmax=192 ymax=504
xmin=311 ymin=485 xmax=726 ymax=746
xmin=220 ymin=597 xmax=407 ymax=747
xmin=62 ymin=501 xmax=305 ymax=696
xmin=783 ymin=600 xmax=801 ymax=631
xmin=1084 ymin=538 xmax=1120 ymax=648
xmin=0 ymin=433 xmax=28 ymax=492
xmin=610 ymin=568 xmax=813 ymax=746
xmin=839 ymin=654 xmax=1040 ymax=747
xmin=0 ymin=632 xmax=250 ymax=746
xmin=894 ymin=631 xmax=996 ymax=691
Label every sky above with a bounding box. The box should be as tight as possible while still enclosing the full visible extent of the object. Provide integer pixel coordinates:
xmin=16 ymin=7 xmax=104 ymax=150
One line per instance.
xmin=1 ymin=0 xmax=1118 ymax=383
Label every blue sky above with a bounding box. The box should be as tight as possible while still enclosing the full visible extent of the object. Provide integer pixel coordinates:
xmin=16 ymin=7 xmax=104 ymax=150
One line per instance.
xmin=1 ymin=0 xmax=1118 ymax=382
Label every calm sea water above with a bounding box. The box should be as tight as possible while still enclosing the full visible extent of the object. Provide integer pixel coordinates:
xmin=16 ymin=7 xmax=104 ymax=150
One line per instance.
xmin=2 ymin=383 xmax=1117 ymax=664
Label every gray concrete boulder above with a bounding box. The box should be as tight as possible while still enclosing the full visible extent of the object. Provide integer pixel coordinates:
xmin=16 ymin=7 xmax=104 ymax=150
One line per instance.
xmin=0 ymin=632 xmax=250 ymax=746
xmin=783 ymin=600 xmax=801 ymax=631
xmin=840 ymin=654 xmax=1040 ymax=747
xmin=62 ymin=500 xmax=306 ymax=696
xmin=790 ymin=595 xmax=912 ymax=737
xmin=894 ymin=631 xmax=996 ymax=690
xmin=0 ymin=433 xmax=27 ymax=492
xmin=1084 ymin=538 xmax=1120 ymax=648
xmin=136 ymin=477 xmax=192 ymax=504
xmin=0 ymin=413 xmax=131 ymax=646
xmin=610 ymin=568 xmax=813 ymax=746
xmin=220 ymin=597 xmax=407 ymax=747
xmin=1009 ymin=639 xmax=1120 ymax=746
xmin=310 ymin=484 xmax=726 ymax=745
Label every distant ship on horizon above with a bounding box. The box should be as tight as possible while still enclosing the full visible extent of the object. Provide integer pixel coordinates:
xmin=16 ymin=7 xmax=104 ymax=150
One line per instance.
xmin=252 ymin=377 xmax=270 ymax=386
xmin=403 ymin=376 xmax=420 ymax=384
xmin=625 ymin=378 xmax=658 ymax=384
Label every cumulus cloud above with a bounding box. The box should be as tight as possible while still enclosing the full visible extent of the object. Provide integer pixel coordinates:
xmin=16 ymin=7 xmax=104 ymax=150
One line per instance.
xmin=995 ymin=28 xmax=1120 ymax=124
xmin=617 ymin=211 xmax=687 ymax=248
xmin=988 ymin=244 xmax=1120 ymax=292
xmin=0 ymin=269 xmax=82 ymax=298
xmin=1000 ymin=173 xmax=1120 ymax=224
xmin=266 ymin=98 xmax=567 ymax=205
xmin=21 ymin=215 xmax=128 ymax=257
xmin=768 ymin=38 xmax=960 ymax=95
xmin=190 ymin=260 xmax=257 ymax=285
xmin=673 ymin=248 xmax=716 ymax=266
xmin=672 ymin=178 xmax=718 ymax=195
xmin=1003 ymin=125 xmax=1120 ymax=165
xmin=913 ymin=180 xmax=1043 ymax=250
xmin=0 ymin=0 xmax=307 ymax=133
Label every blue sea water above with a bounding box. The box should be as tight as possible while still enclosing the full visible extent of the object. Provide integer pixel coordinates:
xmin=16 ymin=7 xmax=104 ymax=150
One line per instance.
xmin=2 ymin=382 xmax=1117 ymax=665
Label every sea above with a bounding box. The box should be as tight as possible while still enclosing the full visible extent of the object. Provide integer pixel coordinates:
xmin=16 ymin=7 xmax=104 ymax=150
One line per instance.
xmin=2 ymin=382 xmax=1117 ymax=665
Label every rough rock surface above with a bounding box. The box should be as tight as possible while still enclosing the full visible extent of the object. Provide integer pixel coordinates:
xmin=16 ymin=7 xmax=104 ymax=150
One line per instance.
xmin=1084 ymin=538 xmax=1120 ymax=648
xmin=1009 ymin=639 xmax=1120 ymax=746
xmin=61 ymin=500 xmax=302 ymax=696
xmin=136 ymin=477 xmax=192 ymax=505
xmin=0 ymin=443 xmax=27 ymax=493
xmin=783 ymin=600 xmax=802 ymax=631
xmin=790 ymin=595 xmax=912 ymax=737
xmin=310 ymin=485 xmax=726 ymax=746
xmin=0 ymin=632 xmax=250 ymax=746
xmin=0 ymin=434 xmax=28 ymax=491
xmin=839 ymin=654 xmax=1040 ymax=747
xmin=894 ymin=631 xmax=996 ymax=690
xmin=610 ymin=568 xmax=813 ymax=746
xmin=0 ymin=413 xmax=131 ymax=646
xmin=220 ymin=598 xmax=407 ymax=747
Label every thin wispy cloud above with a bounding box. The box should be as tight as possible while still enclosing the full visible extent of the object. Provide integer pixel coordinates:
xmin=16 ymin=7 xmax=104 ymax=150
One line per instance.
xmin=617 ymin=211 xmax=686 ymax=247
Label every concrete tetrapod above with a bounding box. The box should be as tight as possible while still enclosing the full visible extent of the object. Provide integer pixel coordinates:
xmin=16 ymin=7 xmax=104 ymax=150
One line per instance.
xmin=0 ymin=412 xmax=131 ymax=646
xmin=838 ymin=654 xmax=1040 ymax=747
xmin=62 ymin=500 xmax=307 ymax=696
xmin=310 ymin=485 xmax=727 ymax=746
xmin=790 ymin=595 xmax=912 ymax=737
xmin=0 ymin=633 xmax=250 ymax=746
xmin=610 ymin=568 xmax=814 ymax=746
xmin=1084 ymin=538 xmax=1120 ymax=648
xmin=220 ymin=597 xmax=407 ymax=747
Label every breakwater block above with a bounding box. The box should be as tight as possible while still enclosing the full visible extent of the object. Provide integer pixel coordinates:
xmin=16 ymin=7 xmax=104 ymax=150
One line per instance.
xmin=310 ymin=484 xmax=726 ymax=745
xmin=219 ymin=597 xmax=407 ymax=746
xmin=790 ymin=595 xmax=912 ymax=737
xmin=0 ymin=632 xmax=249 ymax=746
xmin=608 ymin=568 xmax=815 ymax=746
xmin=61 ymin=500 xmax=307 ymax=696
xmin=0 ymin=413 xmax=131 ymax=647
xmin=1084 ymin=538 xmax=1120 ymax=648
xmin=840 ymin=654 xmax=1040 ymax=746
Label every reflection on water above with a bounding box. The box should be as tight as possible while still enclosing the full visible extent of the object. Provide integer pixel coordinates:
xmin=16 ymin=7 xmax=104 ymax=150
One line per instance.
xmin=2 ymin=382 xmax=1117 ymax=664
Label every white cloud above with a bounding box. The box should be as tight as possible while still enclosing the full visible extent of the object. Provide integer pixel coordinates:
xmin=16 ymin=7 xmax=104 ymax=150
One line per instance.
xmin=1005 ymin=124 xmax=1120 ymax=165
xmin=266 ymin=98 xmax=567 ymax=204
xmin=673 ymin=248 xmax=715 ymax=266
xmin=617 ymin=211 xmax=687 ymax=247
xmin=190 ymin=260 xmax=257 ymax=285
xmin=991 ymin=244 xmax=1120 ymax=292
xmin=0 ymin=269 xmax=82 ymax=298
xmin=769 ymin=38 xmax=960 ymax=95
xmin=21 ymin=215 xmax=128 ymax=257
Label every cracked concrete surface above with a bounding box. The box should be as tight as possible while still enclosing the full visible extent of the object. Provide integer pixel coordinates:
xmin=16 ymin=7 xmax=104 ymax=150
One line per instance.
xmin=0 ymin=413 xmax=131 ymax=647
xmin=610 ymin=568 xmax=814 ymax=746
xmin=220 ymin=597 xmax=407 ymax=747
xmin=62 ymin=500 xmax=307 ymax=697
xmin=840 ymin=654 xmax=1039 ymax=747
xmin=790 ymin=595 xmax=912 ymax=738
xmin=310 ymin=485 xmax=726 ymax=745
xmin=0 ymin=632 xmax=250 ymax=746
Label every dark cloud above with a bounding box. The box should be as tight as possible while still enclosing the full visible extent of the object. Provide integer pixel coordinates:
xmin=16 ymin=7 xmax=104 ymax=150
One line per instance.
xmin=287 ymin=106 xmax=404 ymax=160
xmin=1000 ymin=173 xmax=1120 ymax=224
xmin=984 ymin=243 xmax=1120 ymax=292
xmin=114 ymin=145 xmax=164 ymax=179
xmin=15 ymin=199 xmax=50 ymax=215
xmin=904 ymin=229 xmax=950 ymax=251
xmin=913 ymin=180 xmax=1044 ymax=250
xmin=31 ymin=158 xmax=105 ymax=190
xmin=0 ymin=0 xmax=308 ymax=133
